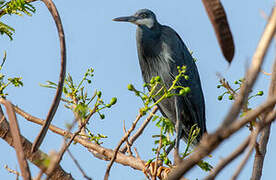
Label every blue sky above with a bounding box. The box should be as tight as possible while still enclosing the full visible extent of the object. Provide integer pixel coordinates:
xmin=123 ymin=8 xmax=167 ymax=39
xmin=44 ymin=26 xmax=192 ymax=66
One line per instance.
xmin=0 ymin=0 xmax=275 ymax=179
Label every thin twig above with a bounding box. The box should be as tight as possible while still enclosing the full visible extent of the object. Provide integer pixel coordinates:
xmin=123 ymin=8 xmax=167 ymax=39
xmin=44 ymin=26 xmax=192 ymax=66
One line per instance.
xmin=104 ymin=111 xmax=144 ymax=180
xmin=0 ymin=99 xmax=31 ymax=180
xmin=32 ymin=0 xmax=67 ymax=153
xmin=152 ymin=130 xmax=163 ymax=180
xmin=67 ymin=149 xmax=92 ymax=180
xmin=123 ymin=120 xmax=133 ymax=156
xmin=4 ymin=165 xmax=21 ymax=179
xmin=261 ymin=69 xmax=272 ymax=76
xmin=121 ymin=106 xmax=158 ymax=153
xmin=46 ymin=106 xmax=98 ymax=179
xmin=204 ymin=136 xmax=250 ymax=180
xmin=231 ymin=127 xmax=260 ymax=180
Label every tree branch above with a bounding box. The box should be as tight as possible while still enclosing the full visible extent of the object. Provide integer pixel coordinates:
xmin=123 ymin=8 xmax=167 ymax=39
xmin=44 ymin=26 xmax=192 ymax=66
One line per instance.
xmin=0 ymin=99 xmax=31 ymax=180
xmin=121 ymin=106 xmax=158 ymax=153
xmin=251 ymin=55 xmax=276 ymax=179
xmin=32 ymin=0 xmax=67 ymax=153
xmin=13 ymin=104 xmax=148 ymax=172
xmin=204 ymin=135 xmax=250 ymax=180
xmin=0 ymin=107 xmax=73 ymax=180
xmin=221 ymin=6 xmax=276 ymax=128
xmin=231 ymin=127 xmax=260 ymax=180
xmin=166 ymin=98 xmax=276 ymax=180
xmin=46 ymin=105 xmax=98 ymax=179
xmin=104 ymin=111 xmax=144 ymax=180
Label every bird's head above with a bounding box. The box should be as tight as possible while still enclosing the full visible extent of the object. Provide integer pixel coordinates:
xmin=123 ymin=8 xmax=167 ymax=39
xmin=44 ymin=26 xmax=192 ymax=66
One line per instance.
xmin=113 ymin=9 xmax=158 ymax=29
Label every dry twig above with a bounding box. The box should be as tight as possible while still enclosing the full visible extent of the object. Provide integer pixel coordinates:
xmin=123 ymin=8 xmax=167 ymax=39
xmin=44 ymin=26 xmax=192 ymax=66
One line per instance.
xmin=4 ymin=165 xmax=20 ymax=179
xmin=231 ymin=127 xmax=260 ymax=180
xmin=104 ymin=111 xmax=144 ymax=180
xmin=121 ymin=106 xmax=158 ymax=153
xmin=46 ymin=106 xmax=98 ymax=179
xmin=204 ymin=136 xmax=250 ymax=180
xmin=67 ymin=150 xmax=92 ymax=180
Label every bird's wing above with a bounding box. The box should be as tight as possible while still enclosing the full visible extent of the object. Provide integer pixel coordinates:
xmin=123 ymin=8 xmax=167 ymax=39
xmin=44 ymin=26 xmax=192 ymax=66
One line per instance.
xmin=160 ymin=25 xmax=207 ymax=135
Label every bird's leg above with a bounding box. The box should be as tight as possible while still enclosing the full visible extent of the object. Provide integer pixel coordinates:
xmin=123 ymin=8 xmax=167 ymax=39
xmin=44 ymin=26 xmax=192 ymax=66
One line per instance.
xmin=174 ymin=96 xmax=182 ymax=165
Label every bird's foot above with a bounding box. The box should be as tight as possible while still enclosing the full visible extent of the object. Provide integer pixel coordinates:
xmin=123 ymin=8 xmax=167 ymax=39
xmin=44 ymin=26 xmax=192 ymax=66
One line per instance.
xmin=143 ymin=160 xmax=171 ymax=179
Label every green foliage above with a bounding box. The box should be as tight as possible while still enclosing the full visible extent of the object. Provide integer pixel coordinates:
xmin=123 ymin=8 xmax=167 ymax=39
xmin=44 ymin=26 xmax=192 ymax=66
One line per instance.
xmin=151 ymin=116 xmax=175 ymax=166
xmin=217 ymin=78 xmax=264 ymax=130
xmin=86 ymin=128 xmax=107 ymax=145
xmin=129 ymin=65 xmax=212 ymax=172
xmin=0 ymin=22 xmax=14 ymax=40
xmin=217 ymin=78 xmax=264 ymax=102
xmin=127 ymin=65 xmax=190 ymax=115
xmin=197 ymin=160 xmax=213 ymax=172
xmin=0 ymin=0 xmax=36 ymax=40
xmin=181 ymin=124 xmax=200 ymax=158
xmin=0 ymin=51 xmax=23 ymax=97
xmin=40 ymin=68 xmax=117 ymax=145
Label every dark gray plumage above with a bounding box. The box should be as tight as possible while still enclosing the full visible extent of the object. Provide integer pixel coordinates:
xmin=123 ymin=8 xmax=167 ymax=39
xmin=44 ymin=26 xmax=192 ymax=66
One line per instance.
xmin=113 ymin=9 xmax=206 ymax=147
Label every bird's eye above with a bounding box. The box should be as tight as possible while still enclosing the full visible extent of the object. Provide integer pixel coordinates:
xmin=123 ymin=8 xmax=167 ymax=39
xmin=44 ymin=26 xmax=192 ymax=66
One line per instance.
xmin=140 ymin=13 xmax=148 ymax=18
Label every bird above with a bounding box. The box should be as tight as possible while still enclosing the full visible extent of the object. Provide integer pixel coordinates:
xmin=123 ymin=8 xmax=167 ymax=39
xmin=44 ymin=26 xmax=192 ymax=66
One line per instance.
xmin=113 ymin=9 xmax=206 ymax=151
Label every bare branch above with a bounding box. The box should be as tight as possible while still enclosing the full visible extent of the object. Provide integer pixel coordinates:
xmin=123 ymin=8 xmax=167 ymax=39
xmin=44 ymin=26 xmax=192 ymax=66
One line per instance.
xmin=166 ymin=97 xmax=276 ymax=180
xmin=231 ymin=127 xmax=260 ymax=180
xmin=104 ymin=112 xmax=144 ymax=180
xmin=0 ymin=107 xmax=73 ymax=180
xmin=121 ymin=106 xmax=158 ymax=153
xmin=13 ymin=104 xmax=152 ymax=173
xmin=251 ymin=55 xmax=276 ymax=179
xmin=32 ymin=0 xmax=67 ymax=153
xmin=204 ymin=136 xmax=250 ymax=180
xmin=46 ymin=106 xmax=98 ymax=179
xmin=0 ymin=99 xmax=31 ymax=180
xmin=123 ymin=120 xmax=133 ymax=156
xmin=67 ymin=150 xmax=92 ymax=180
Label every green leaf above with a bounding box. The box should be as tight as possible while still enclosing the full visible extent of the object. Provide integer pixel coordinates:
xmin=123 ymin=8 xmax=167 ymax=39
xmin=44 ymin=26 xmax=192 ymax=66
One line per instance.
xmin=197 ymin=160 xmax=213 ymax=172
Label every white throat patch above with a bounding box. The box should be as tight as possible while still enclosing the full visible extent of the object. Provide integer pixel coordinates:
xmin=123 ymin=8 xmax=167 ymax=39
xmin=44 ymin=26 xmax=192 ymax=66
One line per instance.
xmin=135 ymin=18 xmax=154 ymax=28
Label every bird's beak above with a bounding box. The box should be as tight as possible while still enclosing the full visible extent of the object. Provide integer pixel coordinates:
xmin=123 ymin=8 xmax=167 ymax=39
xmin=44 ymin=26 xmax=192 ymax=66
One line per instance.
xmin=112 ymin=16 xmax=138 ymax=23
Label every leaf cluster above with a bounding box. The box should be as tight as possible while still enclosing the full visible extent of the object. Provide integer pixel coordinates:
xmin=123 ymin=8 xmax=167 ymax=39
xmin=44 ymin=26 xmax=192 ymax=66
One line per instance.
xmin=217 ymin=78 xmax=263 ymax=101
xmin=0 ymin=0 xmax=35 ymax=40
xmin=127 ymin=65 xmax=190 ymax=116
xmin=40 ymin=68 xmax=117 ymax=145
xmin=0 ymin=51 xmax=23 ymax=97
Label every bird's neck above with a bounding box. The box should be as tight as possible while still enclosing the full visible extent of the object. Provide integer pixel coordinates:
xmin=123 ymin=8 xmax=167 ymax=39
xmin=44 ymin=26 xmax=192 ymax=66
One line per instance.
xmin=136 ymin=23 xmax=162 ymax=57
